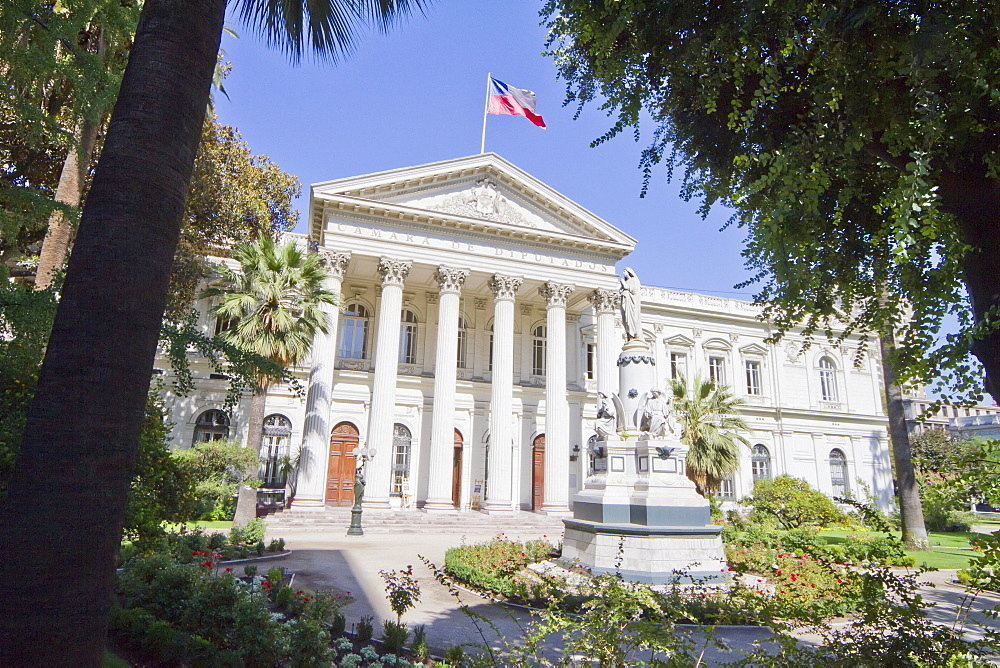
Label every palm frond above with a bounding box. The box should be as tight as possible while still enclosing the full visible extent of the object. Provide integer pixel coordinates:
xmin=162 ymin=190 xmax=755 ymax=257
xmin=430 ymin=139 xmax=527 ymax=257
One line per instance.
xmin=234 ymin=0 xmax=429 ymax=64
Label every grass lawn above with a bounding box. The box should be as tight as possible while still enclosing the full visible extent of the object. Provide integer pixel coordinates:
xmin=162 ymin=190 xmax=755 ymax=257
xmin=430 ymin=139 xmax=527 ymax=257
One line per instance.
xmin=820 ymin=528 xmax=984 ymax=569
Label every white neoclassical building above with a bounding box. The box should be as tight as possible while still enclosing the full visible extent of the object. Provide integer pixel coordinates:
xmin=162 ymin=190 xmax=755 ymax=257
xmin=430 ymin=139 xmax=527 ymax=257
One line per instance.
xmin=162 ymin=154 xmax=894 ymax=513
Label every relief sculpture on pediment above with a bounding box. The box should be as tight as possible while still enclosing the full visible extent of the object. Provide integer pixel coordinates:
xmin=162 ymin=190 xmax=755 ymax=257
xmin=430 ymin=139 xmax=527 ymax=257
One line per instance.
xmin=425 ymin=177 xmax=537 ymax=228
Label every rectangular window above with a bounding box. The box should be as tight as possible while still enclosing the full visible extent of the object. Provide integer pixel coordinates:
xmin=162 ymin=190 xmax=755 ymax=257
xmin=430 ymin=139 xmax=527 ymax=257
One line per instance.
xmin=586 ymin=343 xmax=596 ymax=380
xmin=670 ymin=352 xmax=687 ymax=381
xmin=391 ymin=446 xmax=410 ymax=496
xmin=488 ymin=333 xmax=494 ymax=372
xmin=338 ymin=318 xmax=367 ymax=359
xmin=745 ymin=360 xmax=762 ymax=396
xmin=398 ymin=323 xmax=417 ymax=364
xmin=718 ymin=477 xmax=735 ymax=500
xmin=532 ymin=337 xmax=546 ymax=376
xmin=708 ymin=356 xmax=726 ymax=385
xmin=456 ymin=328 xmax=468 ymax=369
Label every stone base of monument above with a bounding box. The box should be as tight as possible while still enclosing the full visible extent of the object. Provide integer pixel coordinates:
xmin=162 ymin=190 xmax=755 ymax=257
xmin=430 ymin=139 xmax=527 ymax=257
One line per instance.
xmin=561 ymin=436 xmax=729 ymax=585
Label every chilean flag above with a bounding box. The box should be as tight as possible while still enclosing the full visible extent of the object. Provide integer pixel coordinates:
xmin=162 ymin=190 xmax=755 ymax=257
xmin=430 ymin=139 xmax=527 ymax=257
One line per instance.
xmin=487 ymin=76 xmax=546 ymax=129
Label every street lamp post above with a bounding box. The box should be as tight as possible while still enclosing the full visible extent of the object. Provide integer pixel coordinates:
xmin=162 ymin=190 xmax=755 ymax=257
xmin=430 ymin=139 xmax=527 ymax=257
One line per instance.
xmin=347 ymin=446 xmax=374 ymax=536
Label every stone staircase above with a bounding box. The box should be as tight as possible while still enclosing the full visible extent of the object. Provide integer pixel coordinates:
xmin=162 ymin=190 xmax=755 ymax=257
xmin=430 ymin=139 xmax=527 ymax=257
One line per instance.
xmin=263 ymin=506 xmax=566 ymax=535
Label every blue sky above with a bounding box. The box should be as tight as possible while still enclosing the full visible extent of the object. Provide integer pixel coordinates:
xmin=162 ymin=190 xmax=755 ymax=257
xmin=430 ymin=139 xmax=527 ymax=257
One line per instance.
xmin=215 ymin=0 xmax=754 ymax=298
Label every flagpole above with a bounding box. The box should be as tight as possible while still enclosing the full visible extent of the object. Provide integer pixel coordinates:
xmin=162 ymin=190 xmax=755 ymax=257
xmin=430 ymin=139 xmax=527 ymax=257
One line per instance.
xmin=480 ymin=72 xmax=491 ymax=154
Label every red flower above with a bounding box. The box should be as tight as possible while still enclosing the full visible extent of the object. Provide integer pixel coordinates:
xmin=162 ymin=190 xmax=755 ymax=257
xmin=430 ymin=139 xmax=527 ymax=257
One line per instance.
xmin=225 ymin=568 xmax=232 ymax=573
xmin=263 ymin=580 xmax=273 ymax=589
xmin=200 ymin=561 xmax=213 ymax=568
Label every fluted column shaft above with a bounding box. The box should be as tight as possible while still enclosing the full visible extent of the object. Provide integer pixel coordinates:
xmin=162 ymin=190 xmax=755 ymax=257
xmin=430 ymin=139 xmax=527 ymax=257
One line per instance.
xmin=364 ymin=258 xmax=411 ymax=508
xmin=425 ymin=267 xmax=469 ymax=511
xmin=541 ymin=282 xmax=574 ymax=513
xmin=591 ymin=288 xmax=619 ymax=398
xmin=483 ymin=274 xmax=522 ymax=512
xmin=293 ymin=250 xmax=350 ymax=508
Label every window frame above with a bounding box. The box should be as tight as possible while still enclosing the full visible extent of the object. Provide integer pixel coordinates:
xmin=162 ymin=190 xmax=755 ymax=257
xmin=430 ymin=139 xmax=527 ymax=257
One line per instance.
xmin=708 ymin=356 xmax=726 ymax=385
xmin=398 ymin=309 xmax=419 ymax=365
xmin=751 ymin=444 xmax=772 ymax=482
xmin=338 ymin=302 xmax=370 ymax=359
xmin=819 ymin=356 xmax=838 ymax=402
xmin=744 ymin=359 xmax=762 ymax=396
xmin=391 ymin=423 xmax=412 ymax=497
xmin=829 ymin=448 xmax=849 ymax=497
xmin=259 ymin=414 xmax=292 ymax=489
xmin=456 ymin=315 xmax=469 ymax=369
xmin=192 ymin=409 xmax=230 ymax=445
xmin=532 ymin=324 xmax=547 ymax=376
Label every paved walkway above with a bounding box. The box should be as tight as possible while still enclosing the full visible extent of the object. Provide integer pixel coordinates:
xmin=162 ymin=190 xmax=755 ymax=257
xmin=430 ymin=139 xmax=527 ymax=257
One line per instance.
xmin=260 ymin=515 xmax=1000 ymax=665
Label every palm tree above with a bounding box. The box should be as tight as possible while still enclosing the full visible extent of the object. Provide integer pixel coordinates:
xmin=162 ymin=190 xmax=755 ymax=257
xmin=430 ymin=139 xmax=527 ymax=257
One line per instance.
xmin=0 ymin=2 xmax=424 ymax=664
xmin=671 ymin=376 xmax=751 ymax=496
xmin=201 ymin=236 xmax=336 ymax=523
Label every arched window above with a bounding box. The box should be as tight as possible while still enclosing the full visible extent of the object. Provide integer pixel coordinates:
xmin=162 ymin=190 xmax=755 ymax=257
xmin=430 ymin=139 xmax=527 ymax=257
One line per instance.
xmin=830 ymin=449 xmax=849 ymax=497
xmin=819 ymin=356 xmax=838 ymax=402
xmin=751 ymin=444 xmax=772 ymax=482
xmin=192 ymin=409 xmax=230 ymax=445
xmin=391 ymin=424 xmax=412 ymax=497
xmin=260 ymin=414 xmax=292 ymax=488
xmin=532 ymin=324 xmax=547 ymax=376
xmin=399 ymin=309 xmax=418 ymax=364
xmin=456 ymin=316 xmax=469 ymax=369
xmin=338 ymin=302 xmax=370 ymax=359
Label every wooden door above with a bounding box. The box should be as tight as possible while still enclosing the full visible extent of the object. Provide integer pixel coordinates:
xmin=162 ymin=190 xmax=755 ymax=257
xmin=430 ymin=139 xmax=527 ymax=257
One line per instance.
xmin=452 ymin=429 xmax=463 ymax=508
xmin=532 ymin=434 xmax=545 ymax=511
xmin=326 ymin=422 xmax=359 ymax=505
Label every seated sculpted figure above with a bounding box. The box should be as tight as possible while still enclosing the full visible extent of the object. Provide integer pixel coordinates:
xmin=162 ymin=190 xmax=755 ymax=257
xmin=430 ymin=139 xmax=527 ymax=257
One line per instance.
xmin=594 ymin=391 xmax=617 ymax=438
xmin=642 ymin=388 xmax=680 ymax=439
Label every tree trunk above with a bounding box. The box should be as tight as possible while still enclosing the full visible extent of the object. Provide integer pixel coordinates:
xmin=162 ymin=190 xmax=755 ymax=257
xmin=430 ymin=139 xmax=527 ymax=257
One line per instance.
xmin=879 ymin=330 xmax=930 ymax=551
xmin=35 ymin=117 xmax=100 ymax=289
xmin=232 ymin=385 xmax=269 ymax=526
xmin=0 ymin=2 xmax=225 ymax=665
xmin=938 ymin=174 xmax=1000 ymax=402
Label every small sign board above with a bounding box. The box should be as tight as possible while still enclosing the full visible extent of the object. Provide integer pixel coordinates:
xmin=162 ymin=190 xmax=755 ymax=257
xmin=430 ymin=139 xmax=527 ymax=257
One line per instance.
xmin=471 ymin=479 xmax=484 ymax=510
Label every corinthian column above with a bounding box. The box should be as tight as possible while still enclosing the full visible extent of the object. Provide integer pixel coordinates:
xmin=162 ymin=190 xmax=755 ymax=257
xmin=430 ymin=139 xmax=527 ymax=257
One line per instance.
xmin=292 ymin=250 xmax=351 ymax=509
xmin=483 ymin=274 xmax=522 ymax=513
xmin=364 ymin=257 xmax=411 ymax=509
xmin=424 ymin=267 xmax=470 ymax=511
xmin=540 ymin=281 xmax=574 ymax=514
xmin=590 ymin=288 xmax=619 ymax=398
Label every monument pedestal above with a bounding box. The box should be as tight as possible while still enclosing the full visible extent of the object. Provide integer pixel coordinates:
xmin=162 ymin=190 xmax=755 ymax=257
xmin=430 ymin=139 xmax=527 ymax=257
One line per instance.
xmin=562 ymin=436 xmax=727 ymax=584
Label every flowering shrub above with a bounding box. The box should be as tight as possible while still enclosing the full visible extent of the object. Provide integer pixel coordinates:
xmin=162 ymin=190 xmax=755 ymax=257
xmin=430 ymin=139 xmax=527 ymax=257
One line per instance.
xmin=113 ymin=553 xmax=336 ymax=665
xmin=444 ymin=535 xmax=555 ymax=598
xmin=766 ymin=552 xmax=864 ymax=616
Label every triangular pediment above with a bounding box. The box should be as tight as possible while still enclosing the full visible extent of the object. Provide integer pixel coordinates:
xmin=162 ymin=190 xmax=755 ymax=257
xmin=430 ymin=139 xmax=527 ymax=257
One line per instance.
xmin=390 ymin=177 xmax=557 ymax=232
xmin=310 ymin=154 xmax=636 ymax=257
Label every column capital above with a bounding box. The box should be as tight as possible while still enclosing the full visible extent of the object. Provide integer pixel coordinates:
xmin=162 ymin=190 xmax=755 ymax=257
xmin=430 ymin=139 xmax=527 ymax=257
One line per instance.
xmin=317 ymin=249 xmax=351 ymax=279
xmin=436 ymin=266 xmax=470 ymax=295
xmin=589 ymin=287 xmax=619 ymax=315
xmin=488 ymin=274 xmax=523 ymax=301
xmin=540 ymin=281 xmax=575 ymax=308
xmin=378 ymin=257 xmax=412 ymax=287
